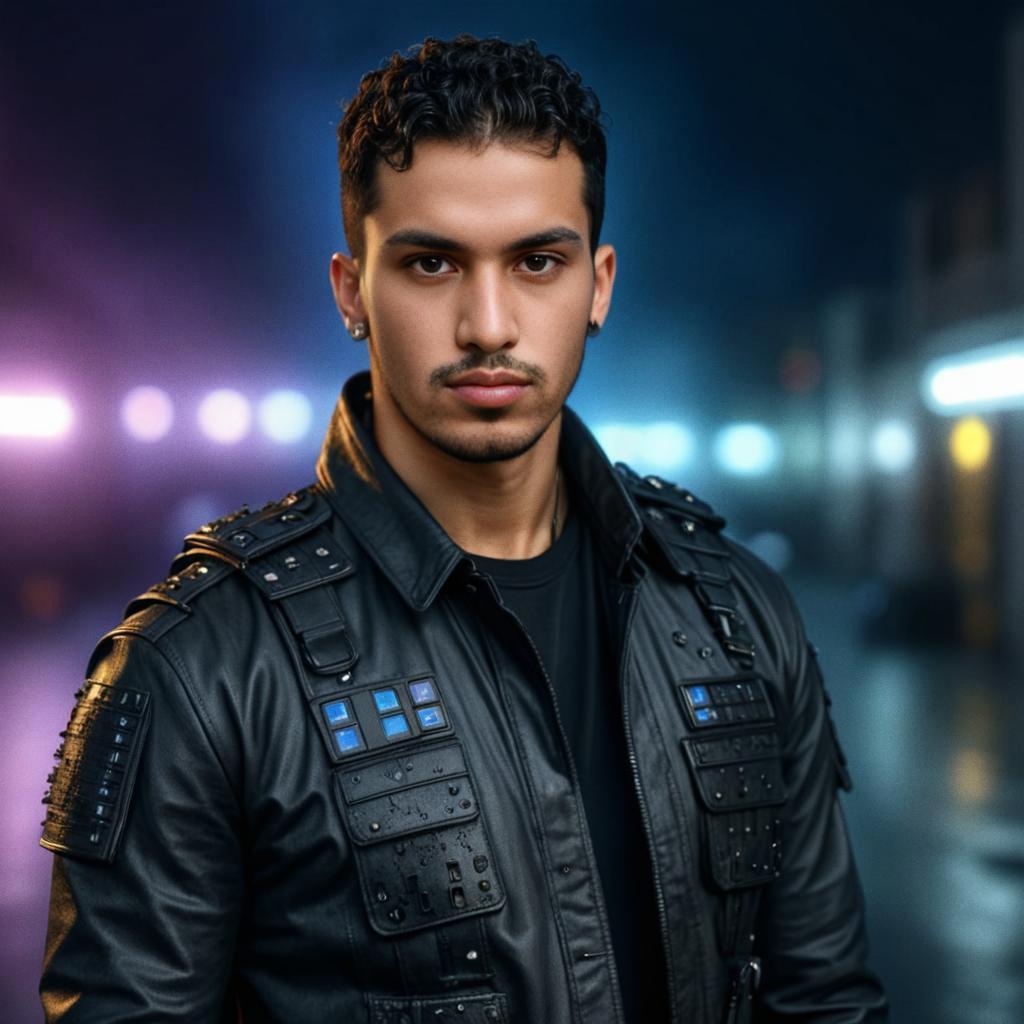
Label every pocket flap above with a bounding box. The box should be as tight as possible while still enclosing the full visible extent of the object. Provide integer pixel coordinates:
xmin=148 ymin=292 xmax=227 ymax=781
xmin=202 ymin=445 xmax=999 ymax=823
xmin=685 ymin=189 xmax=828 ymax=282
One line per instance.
xmin=338 ymin=742 xmax=467 ymax=803
xmin=340 ymin=774 xmax=479 ymax=845
xmin=682 ymin=728 xmax=786 ymax=812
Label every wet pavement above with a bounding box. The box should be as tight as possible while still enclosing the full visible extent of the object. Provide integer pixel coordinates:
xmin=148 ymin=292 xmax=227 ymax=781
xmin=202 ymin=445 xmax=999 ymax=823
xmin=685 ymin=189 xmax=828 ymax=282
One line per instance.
xmin=2 ymin=575 xmax=1023 ymax=1022
xmin=797 ymin=578 xmax=1024 ymax=1024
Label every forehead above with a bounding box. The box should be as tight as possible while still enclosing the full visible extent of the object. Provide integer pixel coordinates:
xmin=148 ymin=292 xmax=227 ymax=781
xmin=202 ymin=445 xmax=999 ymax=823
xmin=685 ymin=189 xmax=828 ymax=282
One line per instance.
xmin=364 ymin=139 xmax=588 ymax=250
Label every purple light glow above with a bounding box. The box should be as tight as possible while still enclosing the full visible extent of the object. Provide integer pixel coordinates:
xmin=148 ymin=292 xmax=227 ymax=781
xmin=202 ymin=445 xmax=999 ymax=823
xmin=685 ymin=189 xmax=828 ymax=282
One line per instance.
xmin=0 ymin=394 xmax=73 ymax=438
xmin=121 ymin=386 xmax=174 ymax=442
xmin=197 ymin=388 xmax=252 ymax=444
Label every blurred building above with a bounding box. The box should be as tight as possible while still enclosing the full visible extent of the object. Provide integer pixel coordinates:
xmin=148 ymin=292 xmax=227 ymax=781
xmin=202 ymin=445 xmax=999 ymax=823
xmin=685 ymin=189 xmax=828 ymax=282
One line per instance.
xmin=822 ymin=12 xmax=1024 ymax=665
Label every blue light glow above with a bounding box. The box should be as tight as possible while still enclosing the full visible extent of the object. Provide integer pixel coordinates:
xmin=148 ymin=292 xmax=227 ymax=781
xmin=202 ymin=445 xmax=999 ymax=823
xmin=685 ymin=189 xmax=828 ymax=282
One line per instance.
xmin=713 ymin=423 xmax=779 ymax=476
xmin=870 ymin=420 xmax=916 ymax=473
xmin=258 ymin=389 xmax=313 ymax=443
xmin=593 ymin=420 xmax=696 ymax=475
xmin=923 ymin=339 xmax=1024 ymax=413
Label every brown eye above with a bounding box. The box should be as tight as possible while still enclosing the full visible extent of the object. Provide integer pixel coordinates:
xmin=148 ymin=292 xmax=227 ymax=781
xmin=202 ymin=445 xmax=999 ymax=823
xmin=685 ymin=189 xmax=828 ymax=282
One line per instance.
xmin=521 ymin=254 xmax=555 ymax=273
xmin=413 ymin=255 xmax=451 ymax=275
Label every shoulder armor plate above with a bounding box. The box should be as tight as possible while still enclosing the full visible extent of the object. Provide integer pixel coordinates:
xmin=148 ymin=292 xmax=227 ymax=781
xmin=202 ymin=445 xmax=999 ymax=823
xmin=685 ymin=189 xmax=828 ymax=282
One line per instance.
xmin=184 ymin=484 xmax=331 ymax=566
xmin=617 ymin=464 xmax=756 ymax=668
xmin=121 ymin=484 xmax=348 ymax=625
xmin=614 ymin=463 xmax=725 ymax=529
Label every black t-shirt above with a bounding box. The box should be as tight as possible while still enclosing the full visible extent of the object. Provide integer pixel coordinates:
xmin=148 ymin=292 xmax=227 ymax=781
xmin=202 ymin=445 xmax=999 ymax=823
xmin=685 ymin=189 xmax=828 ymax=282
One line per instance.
xmin=468 ymin=504 xmax=669 ymax=1023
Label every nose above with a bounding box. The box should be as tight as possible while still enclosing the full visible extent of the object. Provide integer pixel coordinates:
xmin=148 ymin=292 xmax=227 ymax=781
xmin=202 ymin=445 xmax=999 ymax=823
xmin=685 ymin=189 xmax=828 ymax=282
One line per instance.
xmin=455 ymin=265 xmax=519 ymax=353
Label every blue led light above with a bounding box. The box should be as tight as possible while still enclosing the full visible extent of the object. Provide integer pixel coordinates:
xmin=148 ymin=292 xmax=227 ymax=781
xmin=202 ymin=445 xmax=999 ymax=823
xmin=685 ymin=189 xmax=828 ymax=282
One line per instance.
xmin=323 ymin=700 xmax=350 ymax=727
xmin=409 ymin=679 xmax=437 ymax=705
xmin=381 ymin=713 xmax=410 ymax=738
xmin=373 ymin=689 xmax=401 ymax=714
xmin=334 ymin=726 xmax=362 ymax=753
xmin=416 ymin=705 xmax=445 ymax=730
xmin=687 ymin=686 xmax=710 ymax=707
xmin=695 ymin=708 xmax=719 ymax=724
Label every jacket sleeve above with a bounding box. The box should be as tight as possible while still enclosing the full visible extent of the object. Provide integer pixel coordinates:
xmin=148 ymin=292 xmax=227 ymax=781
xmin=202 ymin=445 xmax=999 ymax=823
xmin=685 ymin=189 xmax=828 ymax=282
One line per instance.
xmin=39 ymin=629 xmax=244 ymax=1023
xmin=751 ymin=579 xmax=888 ymax=1023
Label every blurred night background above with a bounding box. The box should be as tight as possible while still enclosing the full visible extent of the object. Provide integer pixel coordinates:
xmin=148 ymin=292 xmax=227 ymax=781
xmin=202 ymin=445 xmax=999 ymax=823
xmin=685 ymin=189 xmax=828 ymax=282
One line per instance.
xmin=4 ymin=2 xmax=1024 ymax=1021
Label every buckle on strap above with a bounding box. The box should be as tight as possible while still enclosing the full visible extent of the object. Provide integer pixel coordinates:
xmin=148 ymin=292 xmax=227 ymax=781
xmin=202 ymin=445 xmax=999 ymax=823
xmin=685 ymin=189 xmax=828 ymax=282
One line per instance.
xmin=299 ymin=620 xmax=357 ymax=674
xmin=725 ymin=956 xmax=762 ymax=1022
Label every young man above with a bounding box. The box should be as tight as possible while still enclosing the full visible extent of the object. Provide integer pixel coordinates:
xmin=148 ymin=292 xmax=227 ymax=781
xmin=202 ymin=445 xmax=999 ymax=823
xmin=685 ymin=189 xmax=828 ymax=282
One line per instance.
xmin=39 ymin=35 xmax=888 ymax=1023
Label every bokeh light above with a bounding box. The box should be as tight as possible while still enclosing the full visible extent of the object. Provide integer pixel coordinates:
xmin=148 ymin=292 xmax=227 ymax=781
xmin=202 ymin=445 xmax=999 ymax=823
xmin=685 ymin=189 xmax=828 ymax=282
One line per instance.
xmin=18 ymin=574 xmax=68 ymax=621
xmin=950 ymin=416 xmax=992 ymax=471
xmin=0 ymin=394 xmax=73 ymax=438
xmin=870 ymin=420 xmax=916 ymax=473
xmin=120 ymin=386 xmax=174 ymax=442
xmin=745 ymin=530 xmax=794 ymax=572
xmin=594 ymin=421 xmax=696 ymax=475
xmin=258 ymin=389 xmax=314 ymax=443
xmin=713 ymin=423 xmax=779 ymax=476
xmin=950 ymin=747 xmax=995 ymax=805
xmin=197 ymin=389 xmax=252 ymax=444
xmin=926 ymin=341 xmax=1024 ymax=412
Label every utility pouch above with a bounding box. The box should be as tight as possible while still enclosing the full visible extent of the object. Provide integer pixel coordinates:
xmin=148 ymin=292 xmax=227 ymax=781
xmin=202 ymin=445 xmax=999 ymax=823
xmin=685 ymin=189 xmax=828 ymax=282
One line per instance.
xmin=334 ymin=739 xmax=506 ymax=937
xmin=682 ymin=726 xmax=786 ymax=891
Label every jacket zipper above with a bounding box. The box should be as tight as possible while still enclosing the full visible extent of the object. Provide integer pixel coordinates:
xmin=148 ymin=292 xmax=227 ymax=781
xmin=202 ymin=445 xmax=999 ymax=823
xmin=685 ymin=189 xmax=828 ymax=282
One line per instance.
xmin=616 ymin=579 xmax=679 ymax=1023
xmin=472 ymin=571 xmax=626 ymax=1024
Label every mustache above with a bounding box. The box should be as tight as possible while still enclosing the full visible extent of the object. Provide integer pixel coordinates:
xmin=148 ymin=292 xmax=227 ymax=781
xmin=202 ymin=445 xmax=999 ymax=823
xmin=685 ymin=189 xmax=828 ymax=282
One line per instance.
xmin=428 ymin=353 xmax=547 ymax=387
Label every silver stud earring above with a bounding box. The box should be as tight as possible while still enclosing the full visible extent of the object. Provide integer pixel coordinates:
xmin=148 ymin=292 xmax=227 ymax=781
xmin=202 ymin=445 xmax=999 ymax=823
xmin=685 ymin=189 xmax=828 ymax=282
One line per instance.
xmin=349 ymin=321 xmax=369 ymax=341
xmin=587 ymin=320 xmax=601 ymax=337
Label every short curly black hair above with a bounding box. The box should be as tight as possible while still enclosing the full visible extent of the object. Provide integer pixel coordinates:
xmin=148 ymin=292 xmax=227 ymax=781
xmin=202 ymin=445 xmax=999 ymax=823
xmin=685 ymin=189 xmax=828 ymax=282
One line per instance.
xmin=337 ymin=34 xmax=607 ymax=262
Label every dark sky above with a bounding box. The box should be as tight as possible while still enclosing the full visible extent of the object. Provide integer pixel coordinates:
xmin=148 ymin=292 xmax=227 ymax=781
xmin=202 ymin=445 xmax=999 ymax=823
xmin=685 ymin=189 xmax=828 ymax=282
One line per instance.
xmin=2 ymin=1 xmax=1022 ymax=412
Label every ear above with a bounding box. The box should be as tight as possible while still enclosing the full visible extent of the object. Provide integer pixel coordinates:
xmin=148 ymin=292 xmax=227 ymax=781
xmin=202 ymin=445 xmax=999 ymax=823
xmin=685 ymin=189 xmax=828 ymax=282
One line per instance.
xmin=589 ymin=243 xmax=616 ymax=330
xmin=329 ymin=252 xmax=368 ymax=329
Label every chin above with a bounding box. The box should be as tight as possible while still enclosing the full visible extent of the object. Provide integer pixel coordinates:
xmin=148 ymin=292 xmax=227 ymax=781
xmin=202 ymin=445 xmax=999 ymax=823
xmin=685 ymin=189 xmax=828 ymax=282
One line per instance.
xmin=426 ymin=424 xmax=548 ymax=464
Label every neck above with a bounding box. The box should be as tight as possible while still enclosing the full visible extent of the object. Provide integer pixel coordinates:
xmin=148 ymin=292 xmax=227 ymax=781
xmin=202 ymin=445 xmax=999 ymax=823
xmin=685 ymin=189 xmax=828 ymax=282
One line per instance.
xmin=371 ymin=389 xmax=568 ymax=560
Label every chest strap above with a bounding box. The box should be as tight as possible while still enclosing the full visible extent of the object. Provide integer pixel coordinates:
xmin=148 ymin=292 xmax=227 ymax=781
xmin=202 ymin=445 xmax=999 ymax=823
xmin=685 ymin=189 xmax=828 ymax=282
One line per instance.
xmin=617 ymin=467 xmax=757 ymax=670
xmin=171 ymin=485 xmax=360 ymax=689
xmin=618 ymin=467 xmax=764 ymax=1017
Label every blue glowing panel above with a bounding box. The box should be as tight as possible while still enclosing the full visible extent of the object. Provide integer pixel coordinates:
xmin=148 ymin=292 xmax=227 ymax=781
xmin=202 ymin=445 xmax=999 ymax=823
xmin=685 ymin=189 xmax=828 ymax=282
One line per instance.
xmin=381 ymin=713 xmax=410 ymax=739
xmin=409 ymin=679 xmax=437 ymax=705
xmin=416 ymin=705 xmax=445 ymax=730
xmin=687 ymin=685 xmax=710 ymax=708
xmin=322 ymin=700 xmax=350 ymax=727
xmin=333 ymin=726 xmax=363 ymax=754
xmin=373 ymin=689 xmax=401 ymax=714
xmin=694 ymin=708 xmax=721 ymax=724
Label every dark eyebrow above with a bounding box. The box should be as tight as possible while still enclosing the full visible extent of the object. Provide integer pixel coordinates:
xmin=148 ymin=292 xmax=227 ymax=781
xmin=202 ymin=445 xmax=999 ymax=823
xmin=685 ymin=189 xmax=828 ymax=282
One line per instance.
xmin=382 ymin=226 xmax=584 ymax=254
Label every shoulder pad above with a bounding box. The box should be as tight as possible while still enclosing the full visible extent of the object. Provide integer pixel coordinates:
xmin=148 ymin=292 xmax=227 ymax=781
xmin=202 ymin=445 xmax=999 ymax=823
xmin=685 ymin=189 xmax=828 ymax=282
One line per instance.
xmin=123 ymin=557 xmax=235 ymax=624
xmin=184 ymin=484 xmax=331 ymax=566
xmin=122 ymin=484 xmax=350 ymax=624
xmin=615 ymin=463 xmax=725 ymax=530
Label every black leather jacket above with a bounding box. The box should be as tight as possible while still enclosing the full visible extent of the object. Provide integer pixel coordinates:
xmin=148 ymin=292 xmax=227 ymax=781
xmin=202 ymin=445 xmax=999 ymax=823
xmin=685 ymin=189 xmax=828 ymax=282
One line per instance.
xmin=40 ymin=372 xmax=887 ymax=1023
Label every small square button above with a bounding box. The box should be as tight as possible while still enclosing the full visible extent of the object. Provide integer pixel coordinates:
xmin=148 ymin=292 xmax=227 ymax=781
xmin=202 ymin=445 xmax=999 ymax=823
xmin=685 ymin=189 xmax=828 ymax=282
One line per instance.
xmin=416 ymin=705 xmax=445 ymax=730
xmin=695 ymin=707 xmax=719 ymax=724
xmin=333 ymin=726 xmax=363 ymax=754
xmin=687 ymin=685 xmax=710 ymax=708
xmin=381 ymin=713 xmax=410 ymax=739
xmin=322 ymin=700 xmax=351 ymax=727
xmin=409 ymin=679 xmax=437 ymax=705
xmin=373 ymin=689 xmax=401 ymax=714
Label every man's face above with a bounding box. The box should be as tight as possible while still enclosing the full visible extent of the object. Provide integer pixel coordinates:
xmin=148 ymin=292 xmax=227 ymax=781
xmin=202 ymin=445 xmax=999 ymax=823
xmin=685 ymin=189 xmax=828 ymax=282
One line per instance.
xmin=331 ymin=139 xmax=615 ymax=463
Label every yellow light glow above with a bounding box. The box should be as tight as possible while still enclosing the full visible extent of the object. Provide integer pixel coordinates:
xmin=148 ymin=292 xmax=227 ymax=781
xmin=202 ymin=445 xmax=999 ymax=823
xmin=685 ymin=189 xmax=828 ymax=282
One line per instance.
xmin=950 ymin=747 xmax=994 ymax=805
xmin=949 ymin=416 xmax=991 ymax=471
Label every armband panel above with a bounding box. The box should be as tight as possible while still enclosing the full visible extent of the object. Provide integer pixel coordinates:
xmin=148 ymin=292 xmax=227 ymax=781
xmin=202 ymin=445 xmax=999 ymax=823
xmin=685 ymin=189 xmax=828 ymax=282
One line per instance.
xmin=40 ymin=681 xmax=151 ymax=864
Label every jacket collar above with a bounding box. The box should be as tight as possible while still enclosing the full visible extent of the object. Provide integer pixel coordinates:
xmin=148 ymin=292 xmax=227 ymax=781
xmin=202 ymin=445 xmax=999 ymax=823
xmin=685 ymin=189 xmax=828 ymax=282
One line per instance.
xmin=315 ymin=371 xmax=644 ymax=610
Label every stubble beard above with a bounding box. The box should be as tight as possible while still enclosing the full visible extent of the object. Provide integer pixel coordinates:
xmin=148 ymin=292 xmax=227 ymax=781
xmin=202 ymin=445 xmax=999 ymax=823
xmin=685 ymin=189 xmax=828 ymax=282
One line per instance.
xmin=379 ymin=337 xmax=588 ymax=465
